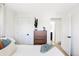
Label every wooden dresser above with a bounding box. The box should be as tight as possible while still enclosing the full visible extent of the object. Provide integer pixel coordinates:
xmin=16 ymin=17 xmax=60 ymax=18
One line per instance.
xmin=34 ymin=31 xmax=47 ymax=45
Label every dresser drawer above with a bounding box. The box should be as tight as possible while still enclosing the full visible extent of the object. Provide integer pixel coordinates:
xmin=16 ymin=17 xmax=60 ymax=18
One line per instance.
xmin=34 ymin=36 xmax=46 ymax=40
xmin=34 ymin=39 xmax=46 ymax=45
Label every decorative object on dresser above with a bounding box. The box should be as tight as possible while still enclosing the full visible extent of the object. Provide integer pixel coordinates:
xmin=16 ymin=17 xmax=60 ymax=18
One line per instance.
xmin=34 ymin=30 xmax=47 ymax=45
xmin=43 ymin=27 xmax=46 ymax=31
xmin=34 ymin=17 xmax=38 ymax=28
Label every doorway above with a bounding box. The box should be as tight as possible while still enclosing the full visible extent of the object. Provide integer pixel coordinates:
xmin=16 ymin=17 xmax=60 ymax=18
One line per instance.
xmin=50 ymin=18 xmax=62 ymax=44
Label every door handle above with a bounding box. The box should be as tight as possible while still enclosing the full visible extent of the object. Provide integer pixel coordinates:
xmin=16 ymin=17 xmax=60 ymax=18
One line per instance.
xmin=67 ymin=36 xmax=71 ymax=38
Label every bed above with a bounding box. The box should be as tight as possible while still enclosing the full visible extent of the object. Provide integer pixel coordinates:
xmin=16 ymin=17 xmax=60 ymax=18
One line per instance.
xmin=12 ymin=45 xmax=65 ymax=56
xmin=0 ymin=37 xmax=66 ymax=56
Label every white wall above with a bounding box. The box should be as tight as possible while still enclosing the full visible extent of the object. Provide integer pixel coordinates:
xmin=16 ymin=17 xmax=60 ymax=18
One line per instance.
xmin=0 ymin=4 xmax=5 ymax=36
xmin=14 ymin=13 xmax=34 ymax=44
xmin=0 ymin=4 xmax=15 ymax=39
xmin=4 ymin=7 xmax=15 ymax=38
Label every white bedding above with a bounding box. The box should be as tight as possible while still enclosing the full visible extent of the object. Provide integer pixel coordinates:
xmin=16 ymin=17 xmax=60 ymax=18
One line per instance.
xmin=12 ymin=45 xmax=64 ymax=56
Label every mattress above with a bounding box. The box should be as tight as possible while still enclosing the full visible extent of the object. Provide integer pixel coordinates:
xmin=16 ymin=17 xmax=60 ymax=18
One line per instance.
xmin=12 ymin=45 xmax=65 ymax=56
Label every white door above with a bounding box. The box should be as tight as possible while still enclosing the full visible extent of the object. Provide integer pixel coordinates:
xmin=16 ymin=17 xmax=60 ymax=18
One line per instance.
xmin=61 ymin=14 xmax=71 ymax=55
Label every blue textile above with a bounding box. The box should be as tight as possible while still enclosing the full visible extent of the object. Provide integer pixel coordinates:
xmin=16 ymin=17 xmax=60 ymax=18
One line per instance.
xmin=40 ymin=44 xmax=53 ymax=53
xmin=2 ymin=39 xmax=11 ymax=47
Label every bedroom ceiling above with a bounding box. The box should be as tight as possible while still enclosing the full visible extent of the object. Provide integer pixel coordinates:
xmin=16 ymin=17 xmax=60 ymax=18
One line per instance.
xmin=5 ymin=3 xmax=79 ymax=17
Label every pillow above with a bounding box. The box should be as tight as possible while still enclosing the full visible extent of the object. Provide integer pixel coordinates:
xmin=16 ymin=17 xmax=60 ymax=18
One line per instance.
xmin=2 ymin=39 xmax=11 ymax=47
xmin=40 ymin=44 xmax=53 ymax=53
xmin=0 ymin=40 xmax=4 ymax=49
xmin=7 ymin=37 xmax=16 ymax=43
xmin=0 ymin=37 xmax=16 ymax=43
